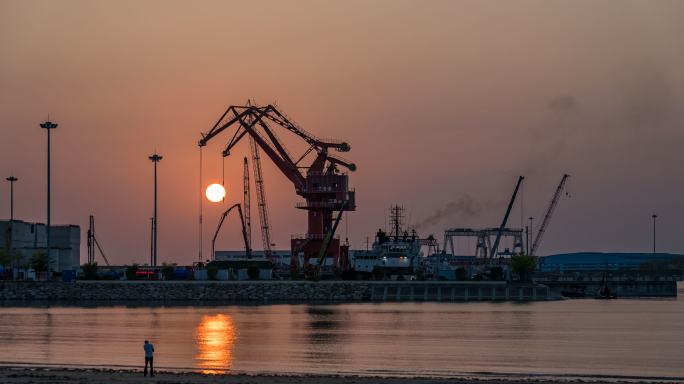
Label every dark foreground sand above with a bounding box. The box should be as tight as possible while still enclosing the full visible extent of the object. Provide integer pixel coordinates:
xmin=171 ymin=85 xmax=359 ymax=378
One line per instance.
xmin=0 ymin=367 xmax=682 ymax=384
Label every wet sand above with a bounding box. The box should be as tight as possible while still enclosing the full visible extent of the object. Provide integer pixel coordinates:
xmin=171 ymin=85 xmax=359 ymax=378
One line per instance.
xmin=0 ymin=367 xmax=680 ymax=384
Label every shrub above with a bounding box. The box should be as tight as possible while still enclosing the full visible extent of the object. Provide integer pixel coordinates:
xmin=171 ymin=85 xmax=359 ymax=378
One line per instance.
xmin=161 ymin=263 xmax=176 ymax=280
xmin=247 ymin=264 xmax=260 ymax=280
xmin=511 ymin=254 xmax=537 ymax=282
xmin=489 ymin=266 xmax=504 ymax=281
xmin=0 ymin=249 xmax=10 ymax=268
xmin=82 ymin=262 xmax=98 ymax=280
xmin=207 ymin=265 xmax=219 ymax=280
xmin=125 ymin=264 xmax=139 ymax=280
xmin=30 ymin=251 xmax=49 ymax=272
xmin=455 ymin=267 xmax=467 ymax=281
xmin=372 ymin=266 xmax=385 ymax=280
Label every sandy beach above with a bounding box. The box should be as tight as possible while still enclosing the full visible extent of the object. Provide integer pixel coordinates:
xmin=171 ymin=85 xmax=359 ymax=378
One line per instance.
xmin=0 ymin=366 xmax=681 ymax=384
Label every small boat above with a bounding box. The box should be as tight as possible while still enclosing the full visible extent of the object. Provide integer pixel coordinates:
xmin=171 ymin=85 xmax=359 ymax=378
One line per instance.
xmin=596 ymin=274 xmax=617 ymax=299
xmin=561 ymin=285 xmax=586 ymax=298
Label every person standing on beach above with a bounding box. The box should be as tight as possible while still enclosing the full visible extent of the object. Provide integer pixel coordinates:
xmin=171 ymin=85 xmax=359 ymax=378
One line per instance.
xmin=143 ymin=340 xmax=155 ymax=377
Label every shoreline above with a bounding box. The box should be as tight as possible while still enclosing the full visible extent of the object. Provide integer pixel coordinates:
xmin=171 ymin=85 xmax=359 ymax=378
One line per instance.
xmin=0 ymin=281 xmax=559 ymax=303
xmin=0 ymin=365 xmax=682 ymax=384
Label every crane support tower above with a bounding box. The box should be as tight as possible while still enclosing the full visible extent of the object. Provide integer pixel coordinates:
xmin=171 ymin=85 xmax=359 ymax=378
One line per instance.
xmin=249 ymin=136 xmax=274 ymax=261
xmin=490 ymin=176 xmax=524 ymax=260
xmin=243 ymin=157 xmax=251 ymax=250
xmin=198 ymin=102 xmax=356 ymax=275
xmin=211 ymin=203 xmax=251 ymax=260
xmin=530 ymin=174 xmax=570 ymax=256
xmin=443 ymin=227 xmax=524 ymax=258
xmin=87 ymin=215 xmax=110 ymax=266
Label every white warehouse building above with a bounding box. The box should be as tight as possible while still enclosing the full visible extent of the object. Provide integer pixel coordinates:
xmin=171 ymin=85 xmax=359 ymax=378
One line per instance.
xmin=0 ymin=220 xmax=80 ymax=272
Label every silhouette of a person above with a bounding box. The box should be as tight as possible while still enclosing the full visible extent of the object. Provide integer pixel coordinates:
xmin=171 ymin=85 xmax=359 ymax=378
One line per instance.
xmin=143 ymin=340 xmax=155 ymax=377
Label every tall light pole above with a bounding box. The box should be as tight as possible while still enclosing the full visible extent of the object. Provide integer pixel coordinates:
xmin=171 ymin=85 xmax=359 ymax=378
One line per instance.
xmin=149 ymin=153 xmax=162 ymax=267
xmin=6 ymin=176 xmax=17 ymax=222
xmin=652 ymin=214 xmax=657 ymax=254
xmin=6 ymin=175 xmax=18 ymax=254
xmin=150 ymin=217 xmax=154 ymax=266
xmin=40 ymin=120 xmax=58 ymax=273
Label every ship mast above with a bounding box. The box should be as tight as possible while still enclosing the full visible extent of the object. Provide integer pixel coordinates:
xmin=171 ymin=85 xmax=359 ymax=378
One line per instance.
xmin=390 ymin=205 xmax=405 ymax=240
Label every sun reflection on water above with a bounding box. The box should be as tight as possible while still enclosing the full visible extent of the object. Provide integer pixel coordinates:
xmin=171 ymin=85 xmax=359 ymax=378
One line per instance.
xmin=195 ymin=314 xmax=236 ymax=374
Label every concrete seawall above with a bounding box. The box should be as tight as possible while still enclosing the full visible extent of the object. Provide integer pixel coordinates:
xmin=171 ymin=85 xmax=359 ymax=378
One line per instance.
xmin=543 ymin=280 xmax=677 ymax=298
xmin=0 ymin=281 xmax=556 ymax=303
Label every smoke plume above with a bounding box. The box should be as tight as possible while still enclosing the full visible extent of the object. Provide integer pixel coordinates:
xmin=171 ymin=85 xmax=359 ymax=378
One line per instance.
xmin=413 ymin=194 xmax=481 ymax=230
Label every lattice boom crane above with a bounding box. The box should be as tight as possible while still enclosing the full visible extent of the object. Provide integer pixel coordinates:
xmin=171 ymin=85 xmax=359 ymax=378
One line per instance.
xmin=249 ymin=136 xmax=273 ymax=261
xmin=243 ymin=157 xmax=251 ymax=250
xmin=530 ymin=174 xmax=570 ymax=256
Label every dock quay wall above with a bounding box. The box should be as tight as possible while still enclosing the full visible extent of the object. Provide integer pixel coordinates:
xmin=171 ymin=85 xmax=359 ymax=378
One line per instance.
xmin=0 ymin=281 xmax=556 ymax=303
xmin=535 ymin=271 xmax=679 ymax=298
xmin=542 ymin=280 xmax=677 ymax=298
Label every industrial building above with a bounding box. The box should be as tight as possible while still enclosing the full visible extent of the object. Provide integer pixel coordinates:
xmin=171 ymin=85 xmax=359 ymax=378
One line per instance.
xmin=215 ymin=250 xmax=290 ymax=267
xmin=199 ymin=259 xmax=273 ymax=280
xmin=538 ymin=252 xmax=682 ymax=272
xmin=0 ymin=220 xmax=80 ymax=273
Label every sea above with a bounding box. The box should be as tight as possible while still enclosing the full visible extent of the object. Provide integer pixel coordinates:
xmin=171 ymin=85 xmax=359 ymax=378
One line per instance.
xmin=1 ymin=285 xmax=683 ymax=380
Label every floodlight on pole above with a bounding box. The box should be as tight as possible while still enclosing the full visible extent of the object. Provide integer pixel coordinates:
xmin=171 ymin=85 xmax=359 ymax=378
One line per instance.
xmin=652 ymin=214 xmax=657 ymax=254
xmin=6 ymin=175 xmax=18 ymax=253
xmin=40 ymin=120 xmax=58 ymax=275
xmin=149 ymin=153 xmax=162 ymax=266
xmin=6 ymin=176 xmax=17 ymax=222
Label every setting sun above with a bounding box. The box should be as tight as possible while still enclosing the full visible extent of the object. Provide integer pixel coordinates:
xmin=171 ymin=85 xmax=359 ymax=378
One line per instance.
xmin=205 ymin=183 xmax=226 ymax=203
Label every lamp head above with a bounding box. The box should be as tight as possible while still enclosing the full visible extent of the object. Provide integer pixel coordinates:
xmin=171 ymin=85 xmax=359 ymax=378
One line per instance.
xmin=149 ymin=153 xmax=163 ymax=162
xmin=40 ymin=121 xmax=58 ymax=129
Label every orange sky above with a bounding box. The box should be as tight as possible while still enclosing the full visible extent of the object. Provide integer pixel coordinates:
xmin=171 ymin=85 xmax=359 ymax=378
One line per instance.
xmin=1 ymin=0 xmax=683 ymax=264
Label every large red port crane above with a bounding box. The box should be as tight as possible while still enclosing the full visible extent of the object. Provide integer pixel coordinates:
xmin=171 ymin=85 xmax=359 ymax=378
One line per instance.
xmin=198 ymin=103 xmax=356 ymax=276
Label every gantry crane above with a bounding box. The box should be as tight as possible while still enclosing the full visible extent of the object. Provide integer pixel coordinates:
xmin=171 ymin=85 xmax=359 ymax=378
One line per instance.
xmin=199 ymin=102 xmax=356 ymax=276
xmin=211 ymin=203 xmax=251 ymax=260
xmin=530 ymin=174 xmax=570 ymax=256
xmin=249 ymin=136 xmax=274 ymax=261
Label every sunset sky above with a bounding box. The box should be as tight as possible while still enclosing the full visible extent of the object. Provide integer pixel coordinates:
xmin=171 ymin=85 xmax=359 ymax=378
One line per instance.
xmin=1 ymin=0 xmax=683 ymax=265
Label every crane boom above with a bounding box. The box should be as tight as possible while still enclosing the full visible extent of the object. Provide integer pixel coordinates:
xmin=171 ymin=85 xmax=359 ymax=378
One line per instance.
xmin=211 ymin=203 xmax=251 ymax=260
xmin=490 ymin=176 xmax=524 ymax=260
xmin=250 ymin=136 xmax=273 ymax=260
xmin=530 ymin=174 xmax=570 ymax=256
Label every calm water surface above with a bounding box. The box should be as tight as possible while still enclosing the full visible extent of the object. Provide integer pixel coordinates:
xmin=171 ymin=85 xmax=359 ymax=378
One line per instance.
xmin=1 ymin=292 xmax=684 ymax=379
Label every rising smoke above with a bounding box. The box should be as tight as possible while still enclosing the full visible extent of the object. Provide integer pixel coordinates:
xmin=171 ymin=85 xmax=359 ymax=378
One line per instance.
xmin=548 ymin=95 xmax=580 ymax=116
xmin=413 ymin=194 xmax=482 ymax=230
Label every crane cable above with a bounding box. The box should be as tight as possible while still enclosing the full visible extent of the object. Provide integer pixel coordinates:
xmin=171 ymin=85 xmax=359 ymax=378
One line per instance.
xmin=222 ymin=155 xmax=226 ymax=203
xmin=198 ymin=145 xmax=203 ymax=263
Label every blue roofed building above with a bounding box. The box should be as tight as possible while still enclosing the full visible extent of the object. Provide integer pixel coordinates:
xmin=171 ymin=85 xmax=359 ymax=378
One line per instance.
xmin=538 ymin=252 xmax=683 ymax=272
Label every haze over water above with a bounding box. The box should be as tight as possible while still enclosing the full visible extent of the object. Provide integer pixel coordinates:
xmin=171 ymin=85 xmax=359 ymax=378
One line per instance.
xmin=1 ymin=294 xmax=683 ymax=379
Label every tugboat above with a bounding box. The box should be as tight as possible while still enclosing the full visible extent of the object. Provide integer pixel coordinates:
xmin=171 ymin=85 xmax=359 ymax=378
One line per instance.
xmin=596 ymin=273 xmax=617 ymax=299
xmin=560 ymin=284 xmax=586 ymax=298
xmin=351 ymin=205 xmax=422 ymax=279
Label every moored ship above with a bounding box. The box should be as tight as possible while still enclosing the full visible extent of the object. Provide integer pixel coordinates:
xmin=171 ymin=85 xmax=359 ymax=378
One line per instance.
xmin=351 ymin=205 xmax=423 ymax=278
